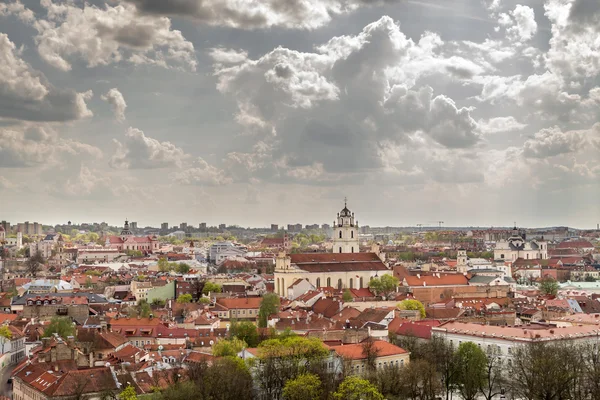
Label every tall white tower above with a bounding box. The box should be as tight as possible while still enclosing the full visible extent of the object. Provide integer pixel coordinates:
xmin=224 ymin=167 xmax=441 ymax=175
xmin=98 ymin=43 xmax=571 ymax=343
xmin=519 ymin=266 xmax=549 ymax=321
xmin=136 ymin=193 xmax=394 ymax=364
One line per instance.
xmin=332 ymin=199 xmax=359 ymax=253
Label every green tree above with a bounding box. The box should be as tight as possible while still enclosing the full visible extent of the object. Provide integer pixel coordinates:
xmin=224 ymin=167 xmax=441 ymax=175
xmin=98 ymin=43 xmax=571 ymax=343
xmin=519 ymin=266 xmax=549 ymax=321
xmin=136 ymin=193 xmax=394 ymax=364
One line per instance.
xmin=119 ymin=385 xmax=137 ymax=400
xmin=202 ymin=282 xmax=222 ymax=295
xmin=397 ymin=299 xmax=426 ymax=319
xmin=198 ymin=297 xmax=211 ymax=305
xmin=342 ymin=289 xmax=353 ymax=303
xmin=151 ymin=298 xmax=166 ymax=307
xmin=369 ymin=275 xmax=399 ymax=300
xmin=539 ymin=276 xmax=559 ymax=296
xmin=0 ymin=325 xmax=12 ymax=339
xmin=258 ymin=293 xmax=280 ymax=328
xmin=212 ymin=337 xmax=247 ymax=357
xmin=137 ymin=299 xmax=152 ymax=317
xmin=230 ymin=320 xmax=260 ymax=347
xmin=157 ymin=257 xmax=170 ymax=272
xmin=176 ymin=263 xmax=190 ymax=274
xmin=177 ymin=294 xmax=193 ymax=303
xmin=333 ymin=376 xmax=384 ymax=400
xmin=43 ymin=317 xmax=75 ymax=338
xmin=454 ymin=342 xmax=487 ymax=400
xmin=282 ymin=373 xmax=322 ymax=400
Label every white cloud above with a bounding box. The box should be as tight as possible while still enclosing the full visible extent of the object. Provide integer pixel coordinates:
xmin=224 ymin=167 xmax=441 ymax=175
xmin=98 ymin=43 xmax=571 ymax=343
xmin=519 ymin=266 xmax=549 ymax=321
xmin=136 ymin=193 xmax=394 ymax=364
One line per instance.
xmin=0 ymin=1 xmax=35 ymax=23
xmin=479 ymin=116 xmax=527 ymax=134
xmin=110 ymin=127 xmax=189 ymax=169
xmin=0 ymin=33 xmax=93 ymax=122
xmin=0 ymin=124 xmax=102 ymax=168
xmin=101 ymin=88 xmax=127 ymax=122
xmin=506 ymin=5 xmax=537 ymax=42
xmin=125 ymin=0 xmax=396 ymax=30
xmin=34 ymin=1 xmax=196 ymax=71
xmin=174 ymin=158 xmax=232 ymax=186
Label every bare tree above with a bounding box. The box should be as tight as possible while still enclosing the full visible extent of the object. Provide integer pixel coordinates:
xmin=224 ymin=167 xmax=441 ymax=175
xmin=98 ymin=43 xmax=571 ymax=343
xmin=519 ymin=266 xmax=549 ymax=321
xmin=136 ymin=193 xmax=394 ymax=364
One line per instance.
xmin=26 ymin=251 xmax=45 ymax=277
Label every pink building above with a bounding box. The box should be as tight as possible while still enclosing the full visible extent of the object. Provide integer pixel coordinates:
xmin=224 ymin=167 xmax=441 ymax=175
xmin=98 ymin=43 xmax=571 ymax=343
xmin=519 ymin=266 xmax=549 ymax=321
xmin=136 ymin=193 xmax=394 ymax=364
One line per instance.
xmin=105 ymin=220 xmax=158 ymax=254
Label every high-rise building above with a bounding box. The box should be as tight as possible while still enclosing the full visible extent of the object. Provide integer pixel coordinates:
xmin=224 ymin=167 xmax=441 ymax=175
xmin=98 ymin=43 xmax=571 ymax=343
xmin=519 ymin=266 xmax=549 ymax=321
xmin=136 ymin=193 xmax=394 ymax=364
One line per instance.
xmin=271 ymin=224 xmax=279 ymax=231
xmin=1 ymin=221 xmax=10 ymax=233
xmin=219 ymin=224 xmax=227 ymax=230
xmin=199 ymin=222 xmax=207 ymax=230
xmin=130 ymin=221 xmax=138 ymax=231
xmin=180 ymin=222 xmax=188 ymax=231
xmin=161 ymin=222 xmax=169 ymax=231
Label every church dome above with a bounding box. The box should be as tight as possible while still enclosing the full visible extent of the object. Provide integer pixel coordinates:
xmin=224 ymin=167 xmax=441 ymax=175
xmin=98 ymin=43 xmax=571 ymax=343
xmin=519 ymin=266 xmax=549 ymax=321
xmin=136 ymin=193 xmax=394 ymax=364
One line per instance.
xmin=339 ymin=198 xmax=352 ymax=217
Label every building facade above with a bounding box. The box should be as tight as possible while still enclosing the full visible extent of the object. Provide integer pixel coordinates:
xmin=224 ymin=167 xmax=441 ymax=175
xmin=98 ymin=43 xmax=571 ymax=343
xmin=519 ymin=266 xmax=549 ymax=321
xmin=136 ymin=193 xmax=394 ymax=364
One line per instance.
xmin=493 ymin=227 xmax=548 ymax=261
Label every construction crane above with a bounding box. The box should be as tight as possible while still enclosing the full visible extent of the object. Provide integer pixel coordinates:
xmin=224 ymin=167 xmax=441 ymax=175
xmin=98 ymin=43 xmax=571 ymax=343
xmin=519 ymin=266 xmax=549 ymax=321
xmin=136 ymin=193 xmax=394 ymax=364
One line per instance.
xmin=416 ymin=224 xmax=423 ymax=232
xmin=437 ymin=221 xmax=444 ymax=229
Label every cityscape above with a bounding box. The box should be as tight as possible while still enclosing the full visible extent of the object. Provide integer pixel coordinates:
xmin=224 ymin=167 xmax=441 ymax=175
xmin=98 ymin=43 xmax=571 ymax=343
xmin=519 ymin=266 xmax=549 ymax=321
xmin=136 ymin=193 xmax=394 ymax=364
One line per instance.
xmin=1 ymin=0 xmax=600 ymax=399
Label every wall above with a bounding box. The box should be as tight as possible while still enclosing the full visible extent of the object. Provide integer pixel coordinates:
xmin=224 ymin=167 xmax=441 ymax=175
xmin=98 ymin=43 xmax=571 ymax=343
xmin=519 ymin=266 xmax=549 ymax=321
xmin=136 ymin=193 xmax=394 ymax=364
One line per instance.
xmin=147 ymin=281 xmax=175 ymax=304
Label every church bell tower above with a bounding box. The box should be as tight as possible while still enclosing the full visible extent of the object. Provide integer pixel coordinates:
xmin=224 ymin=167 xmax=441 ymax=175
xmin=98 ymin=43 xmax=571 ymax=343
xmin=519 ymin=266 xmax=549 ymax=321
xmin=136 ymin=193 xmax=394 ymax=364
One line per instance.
xmin=332 ymin=198 xmax=359 ymax=254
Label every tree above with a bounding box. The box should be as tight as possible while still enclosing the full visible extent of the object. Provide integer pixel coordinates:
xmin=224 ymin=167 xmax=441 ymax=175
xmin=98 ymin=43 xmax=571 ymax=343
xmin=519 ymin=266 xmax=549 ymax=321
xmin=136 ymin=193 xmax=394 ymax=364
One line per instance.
xmin=454 ymin=342 xmax=487 ymax=400
xmin=119 ymin=385 xmax=137 ymax=400
xmin=151 ymin=298 xmax=166 ymax=307
xmin=397 ymin=299 xmax=426 ymax=319
xmin=177 ymin=294 xmax=193 ymax=303
xmin=157 ymin=257 xmax=170 ymax=272
xmin=479 ymin=346 xmax=505 ymax=400
xmin=137 ymin=299 xmax=152 ymax=317
xmin=176 ymin=263 xmax=190 ymax=274
xmin=282 ymin=373 xmax=322 ymax=400
xmin=342 ymin=289 xmax=353 ymax=303
xmin=26 ymin=251 xmax=45 ymax=277
xmin=333 ymin=376 xmax=384 ymax=400
xmin=362 ymin=340 xmax=381 ymax=373
xmin=369 ymin=275 xmax=399 ymax=300
xmin=0 ymin=325 xmax=12 ymax=339
xmin=254 ymin=336 xmax=329 ymax=399
xmin=425 ymin=336 xmax=458 ymax=400
xmin=258 ymin=293 xmax=281 ymax=328
xmin=398 ymin=359 xmax=442 ymax=400
xmin=230 ymin=320 xmax=260 ymax=347
xmin=202 ymin=282 xmax=222 ymax=295
xmin=43 ymin=317 xmax=75 ymax=338
xmin=539 ymin=276 xmax=559 ymax=296
xmin=212 ymin=337 xmax=247 ymax=357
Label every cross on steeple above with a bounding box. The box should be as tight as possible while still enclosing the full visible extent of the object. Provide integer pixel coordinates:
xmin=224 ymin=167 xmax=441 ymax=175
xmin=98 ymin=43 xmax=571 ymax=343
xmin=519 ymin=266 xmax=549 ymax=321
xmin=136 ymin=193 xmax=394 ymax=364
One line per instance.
xmin=344 ymin=197 xmax=347 ymax=207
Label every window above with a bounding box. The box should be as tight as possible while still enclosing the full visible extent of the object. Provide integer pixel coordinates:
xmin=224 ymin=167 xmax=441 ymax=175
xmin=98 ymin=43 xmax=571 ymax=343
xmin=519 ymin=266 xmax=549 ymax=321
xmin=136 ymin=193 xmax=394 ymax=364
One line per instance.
xmin=337 ymin=279 xmax=343 ymax=290
xmin=316 ymin=278 xmax=321 ymax=288
xmin=359 ymin=277 xmax=363 ymax=289
xmin=327 ymin=277 xmax=331 ymax=287
xmin=351 ymin=231 xmax=354 ymax=238
xmin=339 ymin=247 xmax=342 ymax=253
xmin=349 ymin=278 xmax=354 ymax=289
xmin=351 ymin=247 xmax=354 ymax=253
xmin=339 ymin=231 xmax=342 ymax=239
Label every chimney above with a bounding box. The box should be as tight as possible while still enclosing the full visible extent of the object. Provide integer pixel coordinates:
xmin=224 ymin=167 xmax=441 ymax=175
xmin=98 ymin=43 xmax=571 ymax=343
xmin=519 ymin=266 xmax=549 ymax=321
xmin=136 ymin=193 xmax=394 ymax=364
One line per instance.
xmin=66 ymin=336 xmax=75 ymax=346
xmin=42 ymin=337 xmax=51 ymax=349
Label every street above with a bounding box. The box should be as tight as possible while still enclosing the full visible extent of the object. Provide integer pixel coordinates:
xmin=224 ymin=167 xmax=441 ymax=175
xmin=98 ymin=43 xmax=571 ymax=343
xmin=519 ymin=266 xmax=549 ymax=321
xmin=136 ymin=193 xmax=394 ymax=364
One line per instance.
xmin=0 ymin=363 xmax=17 ymax=398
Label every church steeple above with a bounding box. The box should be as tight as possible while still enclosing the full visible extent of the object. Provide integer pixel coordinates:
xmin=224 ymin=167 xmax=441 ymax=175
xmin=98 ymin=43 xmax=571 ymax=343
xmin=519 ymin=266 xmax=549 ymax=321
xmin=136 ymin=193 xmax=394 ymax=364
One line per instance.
xmin=333 ymin=199 xmax=359 ymax=254
xmin=120 ymin=219 xmax=133 ymax=239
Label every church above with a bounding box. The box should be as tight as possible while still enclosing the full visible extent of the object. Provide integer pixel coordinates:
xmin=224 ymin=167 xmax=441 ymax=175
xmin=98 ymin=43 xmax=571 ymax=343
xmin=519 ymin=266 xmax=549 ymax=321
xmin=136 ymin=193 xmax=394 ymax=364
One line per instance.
xmin=274 ymin=202 xmax=392 ymax=297
xmin=493 ymin=226 xmax=548 ymax=262
xmin=105 ymin=220 xmax=159 ymax=254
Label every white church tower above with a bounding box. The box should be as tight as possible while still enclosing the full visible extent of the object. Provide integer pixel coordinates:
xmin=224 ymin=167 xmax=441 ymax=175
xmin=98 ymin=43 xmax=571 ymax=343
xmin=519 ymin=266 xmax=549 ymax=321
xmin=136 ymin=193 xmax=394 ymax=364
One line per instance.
xmin=332 ymin=199 xmax=359 ymax=253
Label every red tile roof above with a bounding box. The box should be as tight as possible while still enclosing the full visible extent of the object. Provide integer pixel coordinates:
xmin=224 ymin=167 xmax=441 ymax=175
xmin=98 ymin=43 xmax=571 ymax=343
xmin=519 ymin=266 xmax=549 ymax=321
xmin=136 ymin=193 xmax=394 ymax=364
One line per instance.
xmin=403 ymin=274 xmax=468 ymax=287
xmin=331 ymin=341 xmax=408 ymax=360
xmin=216 ymin=297 xmax=262 ymax=309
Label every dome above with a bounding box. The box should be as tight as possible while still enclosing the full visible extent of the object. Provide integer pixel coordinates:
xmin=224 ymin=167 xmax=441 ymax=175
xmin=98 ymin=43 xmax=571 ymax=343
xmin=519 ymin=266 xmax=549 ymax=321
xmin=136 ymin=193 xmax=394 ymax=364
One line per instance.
xmin=339 ymin=198 xmax=352 ymax=217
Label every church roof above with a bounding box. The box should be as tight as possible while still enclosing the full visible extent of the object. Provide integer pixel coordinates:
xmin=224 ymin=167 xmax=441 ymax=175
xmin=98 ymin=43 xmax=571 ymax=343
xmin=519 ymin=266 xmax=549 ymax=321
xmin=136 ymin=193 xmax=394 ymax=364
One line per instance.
xmin=290 ymin=252 xmax=388 ymax=272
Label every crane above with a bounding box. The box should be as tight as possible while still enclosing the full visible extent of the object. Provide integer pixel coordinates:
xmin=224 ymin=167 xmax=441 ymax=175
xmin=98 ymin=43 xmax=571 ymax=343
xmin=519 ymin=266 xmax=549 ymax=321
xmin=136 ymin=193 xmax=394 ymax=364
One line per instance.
xmin=437 ymin=221 xmax=444 ymax=229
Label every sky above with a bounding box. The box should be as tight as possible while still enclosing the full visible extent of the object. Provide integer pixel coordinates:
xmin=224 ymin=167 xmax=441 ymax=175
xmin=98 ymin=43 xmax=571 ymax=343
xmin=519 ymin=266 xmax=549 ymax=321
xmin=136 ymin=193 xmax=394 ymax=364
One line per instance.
xmin=0 ymin=0 xmax=599 ymax=229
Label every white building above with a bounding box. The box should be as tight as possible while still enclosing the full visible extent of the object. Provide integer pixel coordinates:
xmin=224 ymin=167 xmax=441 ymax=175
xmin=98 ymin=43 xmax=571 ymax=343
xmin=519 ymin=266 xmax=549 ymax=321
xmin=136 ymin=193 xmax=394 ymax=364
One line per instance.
xmin=493 ymin=227 xmax=548 ymax=261
xmin=209 ymin=241 xmax=247 ymax=265
xmin=433 ymin=321 xmax=600 ymax=359
xmin=332 ymin=200 xmax=359 ymax=254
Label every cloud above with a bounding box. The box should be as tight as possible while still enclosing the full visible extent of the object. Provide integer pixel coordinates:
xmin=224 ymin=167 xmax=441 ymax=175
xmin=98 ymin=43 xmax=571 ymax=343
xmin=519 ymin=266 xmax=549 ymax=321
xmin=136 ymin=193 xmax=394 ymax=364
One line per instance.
xmin=34 ymin=1 xmax=196 ymax=71
xmin=478 ymin=116 xmax=527 ymax=134
xmin=124 ymin=0 xmax=396 ymax=30
xmin=173 ymin=158 xmax=232 ymax=186
xmin=0 ymin=124 xmax=102 ymax=168
xmin=506 ymin=5 xmax=537 ymax=42
xmin=0 ymin=33 xmax=93 ymax=122
xmin=523 ymin=125 xmax=587 ymax=159
xmin=110 ymin=127 xmax=189 ymax=169
xmin=212 ymin=16 xmax=484 ymax=185
xmin=545 ymin=0 xmax=600 ymax=79
xmin=0 ymin=1 xmax=35 ymax=23
xmin=101 ymin=88 xmax=127 ymax=122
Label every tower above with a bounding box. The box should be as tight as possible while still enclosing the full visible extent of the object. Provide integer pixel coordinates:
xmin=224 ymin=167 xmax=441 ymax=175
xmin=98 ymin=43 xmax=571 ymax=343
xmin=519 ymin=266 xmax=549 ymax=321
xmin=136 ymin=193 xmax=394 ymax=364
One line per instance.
xmin=120 ymin=219 xmax=133 ymax=241
xmin=332 ymin=198 xmax=359 ymax=254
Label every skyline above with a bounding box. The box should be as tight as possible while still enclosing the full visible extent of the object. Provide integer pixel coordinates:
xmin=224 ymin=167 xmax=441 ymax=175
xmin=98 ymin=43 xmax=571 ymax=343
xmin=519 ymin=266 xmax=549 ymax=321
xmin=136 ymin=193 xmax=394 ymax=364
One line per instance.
xmin=0 ymin=0 xmax=599 ymax=228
